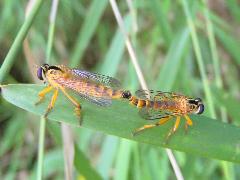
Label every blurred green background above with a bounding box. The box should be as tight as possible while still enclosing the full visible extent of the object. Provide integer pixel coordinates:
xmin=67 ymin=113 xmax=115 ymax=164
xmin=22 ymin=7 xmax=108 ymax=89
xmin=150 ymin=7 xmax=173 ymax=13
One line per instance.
xmin=0 ymin=0 xmax=240 ymax=179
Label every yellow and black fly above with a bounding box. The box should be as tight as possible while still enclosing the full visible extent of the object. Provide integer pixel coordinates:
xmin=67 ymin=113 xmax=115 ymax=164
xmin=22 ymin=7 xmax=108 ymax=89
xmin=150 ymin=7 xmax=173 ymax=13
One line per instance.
xmin=36 ymin=64 xmax=129 ymax=124
xmin=36 ymin=63 xmax=204 ymax=139
xmin=121 ymin=90 xmax=204 ymax=139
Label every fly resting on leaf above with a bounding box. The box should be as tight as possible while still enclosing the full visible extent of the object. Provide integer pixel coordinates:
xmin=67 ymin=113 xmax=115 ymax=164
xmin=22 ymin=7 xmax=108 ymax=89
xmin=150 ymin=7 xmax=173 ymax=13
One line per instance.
xmin=36 ymin=64 xmax=130 ymax=124
xmin=121 ymin=89 xmax=204 ymax=140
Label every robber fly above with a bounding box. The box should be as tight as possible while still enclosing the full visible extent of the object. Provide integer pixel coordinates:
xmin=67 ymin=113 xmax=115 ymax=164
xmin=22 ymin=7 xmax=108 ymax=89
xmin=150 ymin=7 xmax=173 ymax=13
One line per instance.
xmin=36 ymin=64 xmax=129 ymax=124
xmin=121 ymin=89 xmax=204 ymax=140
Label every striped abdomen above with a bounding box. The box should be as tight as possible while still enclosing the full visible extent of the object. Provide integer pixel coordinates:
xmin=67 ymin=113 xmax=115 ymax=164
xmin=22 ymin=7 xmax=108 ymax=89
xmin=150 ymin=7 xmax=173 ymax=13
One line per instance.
xmin=121 ymin=91 xmax=151 ymax=108
xmin=128 ymin=95 xmax=178 ymax=111
xmin=82 ymin=82 xmax=124 ymax=99
xmin=129 ymin=96 xmax=152 ymax=108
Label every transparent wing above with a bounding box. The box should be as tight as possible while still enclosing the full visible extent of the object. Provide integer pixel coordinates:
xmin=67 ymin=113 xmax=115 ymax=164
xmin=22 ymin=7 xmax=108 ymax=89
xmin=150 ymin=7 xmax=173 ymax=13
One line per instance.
xmin=77 ymin=93 xmax=112 ymax=106
xmin=135 ymin=89 xmax=184 ymax=101
xmin=71 ymin=69 xmax=121 ymax=89
xmin=54 ymin=76 xmax=112 ymax=106
xmin=136 ymin=90 xmax=184 ymax=120
xmin=135 ymin=89 xmax=154 ymax=99
xmin=154 ymin=91 xmax=184 ymax=101
xmin=139 ymin=107 xmax=179 ymax=120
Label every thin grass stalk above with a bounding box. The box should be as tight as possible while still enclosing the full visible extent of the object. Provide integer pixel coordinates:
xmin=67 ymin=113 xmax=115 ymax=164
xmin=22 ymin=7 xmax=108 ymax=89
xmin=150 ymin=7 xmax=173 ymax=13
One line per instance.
xmin=61 ymin=124 xmax=74 ymax=180
xmin=201 ymin=0 xmax=222 ymax=89
xmin=70 ymin=0 xmax=108 ymax=67
xmin=202 ymin=1 xmax=233 ymax=179
xmin=37 ymin=0 xmax=59 ymax=179
xmin=0 ymin=0 xmax=44 ymax=83
xmin=109 ymin=1 xmax=184 ymax=180
xmin=37 ymin=117 xmax=46 ymax=180
xmin=181 ymin=0 xmax=216 ymax=118
xmin=126 ymin=0 xmax=138 ymax=33
xmin=46 ymin=0 xmax=59 ymax=63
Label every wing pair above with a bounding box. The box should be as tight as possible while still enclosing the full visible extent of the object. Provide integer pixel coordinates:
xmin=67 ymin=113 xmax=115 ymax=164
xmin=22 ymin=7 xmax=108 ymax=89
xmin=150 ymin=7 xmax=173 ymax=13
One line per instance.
xmin=135 ymin=90 xmax=184 ymax=120
xmin=56 ymin=68 xmax=121 ymax=106
xmin=54 ymin=67 xmax=184 ymax=120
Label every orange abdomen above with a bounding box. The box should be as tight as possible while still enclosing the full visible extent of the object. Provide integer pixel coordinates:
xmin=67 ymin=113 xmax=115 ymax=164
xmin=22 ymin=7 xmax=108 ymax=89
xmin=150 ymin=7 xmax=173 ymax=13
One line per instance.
xmin=129 ymin=96 xmax=178 ymax=111
xmin=55 ymin=77 xmax=123 ymax=99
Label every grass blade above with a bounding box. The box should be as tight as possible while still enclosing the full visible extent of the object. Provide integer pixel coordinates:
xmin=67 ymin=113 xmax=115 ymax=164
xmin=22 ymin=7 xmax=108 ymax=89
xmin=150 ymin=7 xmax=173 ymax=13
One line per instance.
xmin=156 ymin=28 xmax=190 ymax=91
xmin=215 ymin=27 xmax=240 ymax=65
xmin=0 ymin=0 xmax=44 ymax=83
xmin=1 ymin=84 xmax=240 ymax=163
xmin=114 ymin=140 xmax=132 ymax=180
xmin=74 ymin=145 xmax=102 ymax=180
xmin=70 ymin=0 xmax=108 ymax=67
xmin=99 ymin=15 xmax=132 ymax=76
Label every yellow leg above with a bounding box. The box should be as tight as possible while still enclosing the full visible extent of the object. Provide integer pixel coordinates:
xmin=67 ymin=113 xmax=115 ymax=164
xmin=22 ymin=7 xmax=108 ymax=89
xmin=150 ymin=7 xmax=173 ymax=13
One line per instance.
xmin=44 ymin=89 xmax=58 ymax=118
xmin=60 ymin=87 xmax=82 ymax=125
xmin=173 ymin=116 xmax=181 ymax=132
xmin=184 ymin=115 xmax=193 ymax=134
xmin=166 ymin=116 xmax=181 ymax=141
xmin=132 ymin=116 xmax=171 ymax=136
xmin=184 ymin=115 xmax=193 ymax=126
xmin=35 ymin=85 xmax=53 ymax=105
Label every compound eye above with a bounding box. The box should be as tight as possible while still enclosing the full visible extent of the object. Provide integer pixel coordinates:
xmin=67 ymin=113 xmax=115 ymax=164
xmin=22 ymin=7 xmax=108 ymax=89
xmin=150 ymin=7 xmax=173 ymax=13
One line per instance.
xmin=37 ymin=67 xmax=44 ymax=80
xmin=196 ymin=104 xmax=204 ymax=114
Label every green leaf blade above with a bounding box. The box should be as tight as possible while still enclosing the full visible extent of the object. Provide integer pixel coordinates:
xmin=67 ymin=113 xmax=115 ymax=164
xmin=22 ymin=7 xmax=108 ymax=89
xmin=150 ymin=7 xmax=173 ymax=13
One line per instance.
xmin=1 ymin=84 xmax=240 ymax=163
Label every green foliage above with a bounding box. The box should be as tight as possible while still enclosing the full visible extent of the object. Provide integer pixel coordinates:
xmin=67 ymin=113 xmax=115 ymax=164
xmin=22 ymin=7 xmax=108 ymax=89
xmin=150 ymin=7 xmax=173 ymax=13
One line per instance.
xmin=70 ymin=0 xmax=108 ymax=67
xmin=2 ymin=84 xmax=240 ymax=164
xmin=74 ymin=145 xmax=102 ymax=180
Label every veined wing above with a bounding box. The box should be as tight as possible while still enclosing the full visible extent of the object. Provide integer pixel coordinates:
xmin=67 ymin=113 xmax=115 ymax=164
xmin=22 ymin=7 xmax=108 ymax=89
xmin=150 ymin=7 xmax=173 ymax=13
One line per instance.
xmin=71 ymin=69 xmax=121 ymax=89
xmin=76 ymin=92 xmax=112 ymax=106
xmin=55 ymin=76 xmax=112 ymax=106
xmin=135 ymin=89 xmax=184 ymax=101
xmin=135 ymin=89 xmax=154 ymax=99
xmin=136 ymin=90 xmax=184 ymax=120
xmin=139 ymin=107 xmax=177 ymax=120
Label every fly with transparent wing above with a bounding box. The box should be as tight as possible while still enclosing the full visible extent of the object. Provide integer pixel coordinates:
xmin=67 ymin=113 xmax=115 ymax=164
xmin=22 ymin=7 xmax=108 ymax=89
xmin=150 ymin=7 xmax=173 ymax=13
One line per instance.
xmin=35 ymin=64 xmax=131 ymax=124
xmin=121 ymin=89 xmax=204 ymax=140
